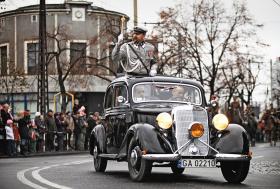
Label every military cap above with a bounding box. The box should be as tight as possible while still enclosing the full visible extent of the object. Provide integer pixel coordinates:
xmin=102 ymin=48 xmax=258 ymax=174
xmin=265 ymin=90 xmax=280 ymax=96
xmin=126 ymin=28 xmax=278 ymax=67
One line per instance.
xmin=133 ymin=26 xmax=147 ymax=34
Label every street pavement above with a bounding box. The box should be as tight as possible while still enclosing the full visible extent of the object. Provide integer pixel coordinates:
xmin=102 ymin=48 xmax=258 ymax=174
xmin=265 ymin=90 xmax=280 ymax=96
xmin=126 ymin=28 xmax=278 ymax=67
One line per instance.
xmin=0 ymin=142 xmax=279 ymax=189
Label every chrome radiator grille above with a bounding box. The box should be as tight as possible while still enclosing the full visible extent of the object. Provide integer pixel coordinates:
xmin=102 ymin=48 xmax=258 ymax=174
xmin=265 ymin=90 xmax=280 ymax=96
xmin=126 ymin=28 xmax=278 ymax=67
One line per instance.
xmin=172 ymin=105 xmax=209 ymax=156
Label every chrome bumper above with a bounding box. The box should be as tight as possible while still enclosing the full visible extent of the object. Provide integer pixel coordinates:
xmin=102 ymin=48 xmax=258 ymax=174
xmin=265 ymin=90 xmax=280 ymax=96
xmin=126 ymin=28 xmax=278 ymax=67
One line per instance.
xmin=142 ymin=154 xmax=181 ymax=161
xmin=214 ymin=153 xmax=251 ymax=161
xmin=141 ymin=153 xmax=251 ymax=162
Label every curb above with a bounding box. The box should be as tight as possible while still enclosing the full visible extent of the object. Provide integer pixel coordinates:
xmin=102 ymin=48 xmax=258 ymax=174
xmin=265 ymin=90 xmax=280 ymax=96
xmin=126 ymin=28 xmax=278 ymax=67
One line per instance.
xmin=0 ymin=150 xmax=89 ymax=159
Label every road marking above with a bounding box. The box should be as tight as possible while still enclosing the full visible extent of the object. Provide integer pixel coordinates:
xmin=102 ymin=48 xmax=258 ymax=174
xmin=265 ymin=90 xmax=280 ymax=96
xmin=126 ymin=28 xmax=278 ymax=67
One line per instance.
xmin=17 ymin=167 xmax=48 ymax=189
xmin=253 ymin=156 xmax=264 ymax=159
xmin=32 ymin=164 xmax=72 ymax=189
xmin=18 ymin=159 xmax=91 ymax=189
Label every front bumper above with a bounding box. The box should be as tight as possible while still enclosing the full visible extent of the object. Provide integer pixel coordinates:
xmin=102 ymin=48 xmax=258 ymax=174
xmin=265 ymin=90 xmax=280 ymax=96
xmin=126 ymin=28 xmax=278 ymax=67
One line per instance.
xmin=142 ymin=153 xmax=251 ymax=162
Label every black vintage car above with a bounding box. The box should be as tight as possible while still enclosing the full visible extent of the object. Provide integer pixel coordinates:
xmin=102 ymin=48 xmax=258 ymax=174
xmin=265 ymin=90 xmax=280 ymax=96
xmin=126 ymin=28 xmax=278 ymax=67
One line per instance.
xmin=89 ymin=75 xmax=251 ymax=183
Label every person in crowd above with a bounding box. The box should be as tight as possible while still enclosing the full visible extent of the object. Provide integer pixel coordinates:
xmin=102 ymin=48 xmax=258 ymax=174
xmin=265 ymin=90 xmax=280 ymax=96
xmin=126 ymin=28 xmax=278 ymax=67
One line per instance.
xmin=271 ymin=109 xmax=279 ymax=147
xmin=0 ymin=106 xmax=6 ymax=155
xmin=73 ymin=111 xmax=80 ymax=150
xmin=94 ymin=112 xmax=101 ymax=125
xmin=227 ymin=97 xmax=244 ymax=125
xmin=73 ymin=107 xmax=88 ymax=151
xmin=85 ymin=112 xmax=96 ymax=150
xmin=260 ymin=109 xmax=274 ymax=145
xmin=1 ymin=103 xmax=13 ymax=126
xmin=73 ymin=99 xmax=81 ymax=115
xmin=55 ymin=112 xmax=68 ymax=151
xmin=65 ymin=111 xmax=75 ymax=150
xmin=78 ymin=107 xmax=88 ymax=150
xmin=5 ymin=119 xmax=16 ymax=157
xmin=34 ymin=112 xmax=45 ymax=152
xmin=112 ymin=26 xmax=158 ymax=76
xmin=28 ymin=120 xmax=38 ymax=153
xmin=243 ymin=106 xmax=258 ymax=147
xmin=45 ymin=109 xmax=57 ymax=151
xmin=18 ymin=111 xmax=31 ymax=156
xmin=12 ymin=120 xmax=21 ymax=155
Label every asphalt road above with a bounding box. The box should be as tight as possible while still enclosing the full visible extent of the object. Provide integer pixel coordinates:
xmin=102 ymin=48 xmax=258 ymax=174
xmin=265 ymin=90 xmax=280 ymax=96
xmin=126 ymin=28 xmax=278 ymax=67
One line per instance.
xmin=0 ymin=143 xmax=280 ymax=189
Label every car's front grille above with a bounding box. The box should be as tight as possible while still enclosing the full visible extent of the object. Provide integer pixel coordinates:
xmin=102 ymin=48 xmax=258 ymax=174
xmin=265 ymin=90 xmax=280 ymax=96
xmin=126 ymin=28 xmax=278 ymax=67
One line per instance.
xmin=172 ymin=105 xmax=209 ymax=156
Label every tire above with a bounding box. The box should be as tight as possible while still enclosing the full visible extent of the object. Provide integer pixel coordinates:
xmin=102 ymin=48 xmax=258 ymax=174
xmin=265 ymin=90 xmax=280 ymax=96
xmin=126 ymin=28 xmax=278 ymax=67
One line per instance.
xmin=127 ymin=138 xmax=152 ymax=181
xmin=220 ymin=161 xmax=250 ymax=183
xmin=171 ymin=162 xmax=185 ymax=175
xmin=93 ymin=140 xmax=107 ymax=172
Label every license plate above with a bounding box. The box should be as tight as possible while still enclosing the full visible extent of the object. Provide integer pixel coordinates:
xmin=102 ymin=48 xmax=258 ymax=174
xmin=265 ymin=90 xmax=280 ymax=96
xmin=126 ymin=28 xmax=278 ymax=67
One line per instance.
xmin=178 ymin=159 xmax=216 ymax=168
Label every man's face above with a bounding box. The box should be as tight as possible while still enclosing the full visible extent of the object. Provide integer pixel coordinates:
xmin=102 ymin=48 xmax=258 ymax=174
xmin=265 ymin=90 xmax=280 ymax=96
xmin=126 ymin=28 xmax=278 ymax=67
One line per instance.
xmin=3 ymin=104 xmax=9 ymax=112
xmin=132 ymin=32 xmax=145 ymax=42
xmin=172 ymin=86 xmax=185 ymax=98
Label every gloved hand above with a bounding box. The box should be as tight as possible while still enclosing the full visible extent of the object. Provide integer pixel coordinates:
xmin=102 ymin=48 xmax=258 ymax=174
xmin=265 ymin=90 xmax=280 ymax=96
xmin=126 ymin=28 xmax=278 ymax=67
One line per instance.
xmin=117 ymin=33 xmax=124 ymax=44
xmin=149 ymin=69 xmax=157 ymax=77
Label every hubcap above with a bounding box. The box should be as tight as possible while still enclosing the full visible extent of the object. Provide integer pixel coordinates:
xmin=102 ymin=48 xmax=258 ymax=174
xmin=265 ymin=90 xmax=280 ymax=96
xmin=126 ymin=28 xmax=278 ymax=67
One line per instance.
xmin=130 ymin=149 xmax=139 ymax=167
xmin=93 ymin=145 xmax=98 ymax=158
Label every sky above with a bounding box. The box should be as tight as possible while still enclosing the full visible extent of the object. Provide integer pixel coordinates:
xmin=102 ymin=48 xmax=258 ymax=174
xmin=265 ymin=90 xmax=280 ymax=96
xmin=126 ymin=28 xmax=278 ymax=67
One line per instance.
xmin=1 ymin=0 xmax=280 ymax=61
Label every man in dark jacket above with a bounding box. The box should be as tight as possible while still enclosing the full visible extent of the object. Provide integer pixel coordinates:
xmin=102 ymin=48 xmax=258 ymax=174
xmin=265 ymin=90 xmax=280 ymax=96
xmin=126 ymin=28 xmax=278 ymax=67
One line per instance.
xmin=1 ymin=104 xmax=13 ymax=126
xmin=84 ymin=112 xmax=96 ymax=150
xmin=45 ymin=110 xmax=57 ymax=151
xmin=55 ymin=112 xmax=68 ymax=151
xmin=18 ymin=110 xmax=31 ymax=156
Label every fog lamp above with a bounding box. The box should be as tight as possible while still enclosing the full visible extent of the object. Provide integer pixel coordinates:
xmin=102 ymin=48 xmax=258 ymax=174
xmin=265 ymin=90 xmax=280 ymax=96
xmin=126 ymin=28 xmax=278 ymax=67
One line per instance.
xmin=189 ymin=122 xmax=204 ymax=138
xmin=156 ymin=112 xmax=172 ymax=129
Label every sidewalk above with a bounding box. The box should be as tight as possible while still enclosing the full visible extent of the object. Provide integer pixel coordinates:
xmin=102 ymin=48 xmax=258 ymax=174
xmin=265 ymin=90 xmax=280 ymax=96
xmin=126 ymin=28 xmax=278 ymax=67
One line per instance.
xmin=253 ymin=142 xmax=280 ymax=148
xmin=0 ymin=150 xmax=89 ymax=159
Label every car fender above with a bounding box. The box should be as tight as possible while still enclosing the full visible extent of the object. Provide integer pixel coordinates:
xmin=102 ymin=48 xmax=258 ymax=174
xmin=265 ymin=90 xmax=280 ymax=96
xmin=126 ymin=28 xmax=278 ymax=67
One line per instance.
xmin=213 ymin=124 xmax=249 ymax=154
xmin=117 ymin=123 xmax=173 ymax=159
xmin=89 ymin=124 xmax=106 ymax=155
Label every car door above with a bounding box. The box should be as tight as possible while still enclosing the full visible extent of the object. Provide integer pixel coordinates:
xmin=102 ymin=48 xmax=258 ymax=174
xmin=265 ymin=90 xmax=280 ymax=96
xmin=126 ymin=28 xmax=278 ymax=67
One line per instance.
xmin=105 ymin=82 xmax=129 ymax=154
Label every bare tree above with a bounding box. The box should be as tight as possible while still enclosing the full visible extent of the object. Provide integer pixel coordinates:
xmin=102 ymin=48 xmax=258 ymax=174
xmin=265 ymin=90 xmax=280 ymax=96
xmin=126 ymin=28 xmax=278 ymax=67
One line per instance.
xmin=154 ymin=0 xmax=261 ymax=101
xmin=0 ymin=69 xmax=28 ymax=102
xmin=45 ymin=16 xmax=120 ymax=112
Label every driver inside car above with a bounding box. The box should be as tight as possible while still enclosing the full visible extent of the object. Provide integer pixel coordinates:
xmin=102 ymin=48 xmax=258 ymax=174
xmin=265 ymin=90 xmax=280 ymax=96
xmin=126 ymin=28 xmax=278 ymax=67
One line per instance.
xmin=133 ymin=86 xmax=146 ymax=102
xmin=169 ymin=86 xmax=187 ymax=102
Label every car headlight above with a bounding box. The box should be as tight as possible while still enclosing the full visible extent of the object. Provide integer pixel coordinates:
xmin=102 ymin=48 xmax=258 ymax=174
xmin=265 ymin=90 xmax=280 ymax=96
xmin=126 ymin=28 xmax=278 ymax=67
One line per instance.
xmin=189 ymin=122 xmax=204 ymax=138
xmin=156 ymin=112 xmax=172 ymax=129
xmin=212 ymin=114 xmax=229 ymax=131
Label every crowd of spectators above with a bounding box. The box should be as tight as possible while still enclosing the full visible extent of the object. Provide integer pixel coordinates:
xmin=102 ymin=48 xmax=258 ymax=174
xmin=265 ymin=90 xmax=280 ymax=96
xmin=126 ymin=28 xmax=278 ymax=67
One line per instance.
xmin=0 ymin=103 xmax=100 ymax=157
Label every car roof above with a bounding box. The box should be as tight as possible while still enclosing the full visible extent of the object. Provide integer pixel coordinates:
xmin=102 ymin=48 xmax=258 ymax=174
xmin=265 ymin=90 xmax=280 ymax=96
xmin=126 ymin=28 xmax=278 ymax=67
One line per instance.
xmin=112 ymin=75 xmax=204 ymax=89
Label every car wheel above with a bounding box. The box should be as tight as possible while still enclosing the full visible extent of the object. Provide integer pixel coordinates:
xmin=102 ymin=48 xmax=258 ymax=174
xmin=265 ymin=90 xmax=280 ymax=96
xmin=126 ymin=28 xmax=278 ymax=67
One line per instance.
xmin=127 ymin=138 xmax=152 ymax=181
xmin=171 ymin=162 xmax=185 ymax=175
xmin=220 ymin=161 xmax=250 ymax=183
xmin=93 ymin=140 xmax=107 ymax=172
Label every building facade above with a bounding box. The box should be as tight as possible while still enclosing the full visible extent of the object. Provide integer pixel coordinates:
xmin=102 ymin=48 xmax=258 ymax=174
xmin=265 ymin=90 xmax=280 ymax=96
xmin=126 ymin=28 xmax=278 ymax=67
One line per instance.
xmin=0 ymin=1 xmax=128 ymax=115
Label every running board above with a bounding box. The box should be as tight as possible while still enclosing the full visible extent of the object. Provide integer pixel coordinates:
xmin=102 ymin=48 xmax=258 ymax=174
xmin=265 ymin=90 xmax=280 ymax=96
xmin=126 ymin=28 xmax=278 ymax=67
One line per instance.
xmin=98 ymin=154 xmax=118 ymax=160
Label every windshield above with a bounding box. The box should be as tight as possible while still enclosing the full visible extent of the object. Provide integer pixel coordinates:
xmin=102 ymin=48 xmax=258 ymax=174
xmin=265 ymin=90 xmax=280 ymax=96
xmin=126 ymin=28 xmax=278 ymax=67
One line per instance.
xmin=132 ymin=82 xmax=202 ymax=105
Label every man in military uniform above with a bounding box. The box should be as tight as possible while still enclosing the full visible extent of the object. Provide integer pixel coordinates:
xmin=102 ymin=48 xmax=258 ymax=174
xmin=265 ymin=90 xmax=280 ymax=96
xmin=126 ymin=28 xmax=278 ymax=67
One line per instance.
xmin=112 ymin=26 xmax=157 ymax=76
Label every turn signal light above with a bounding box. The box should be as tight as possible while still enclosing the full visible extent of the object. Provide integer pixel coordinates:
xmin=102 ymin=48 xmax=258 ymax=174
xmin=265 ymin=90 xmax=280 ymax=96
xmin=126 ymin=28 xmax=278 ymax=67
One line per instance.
xmin=189 ymin=122 xmax=204 ymax=138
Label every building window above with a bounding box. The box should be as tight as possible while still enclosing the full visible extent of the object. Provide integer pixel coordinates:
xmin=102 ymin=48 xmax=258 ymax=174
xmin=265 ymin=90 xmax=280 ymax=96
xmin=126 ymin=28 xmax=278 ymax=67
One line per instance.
xmin=70 ymin=42 xmax=87 ymax=74
xmin=27 ymin=43 xmax=39 ymax=75
xmin=31 ymin=15 xmax=38 ymax=23
xmin=0 ymin=45 xmax=7 ymax=75
xmin=0 ymin=18 xmax=5 ymax=28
